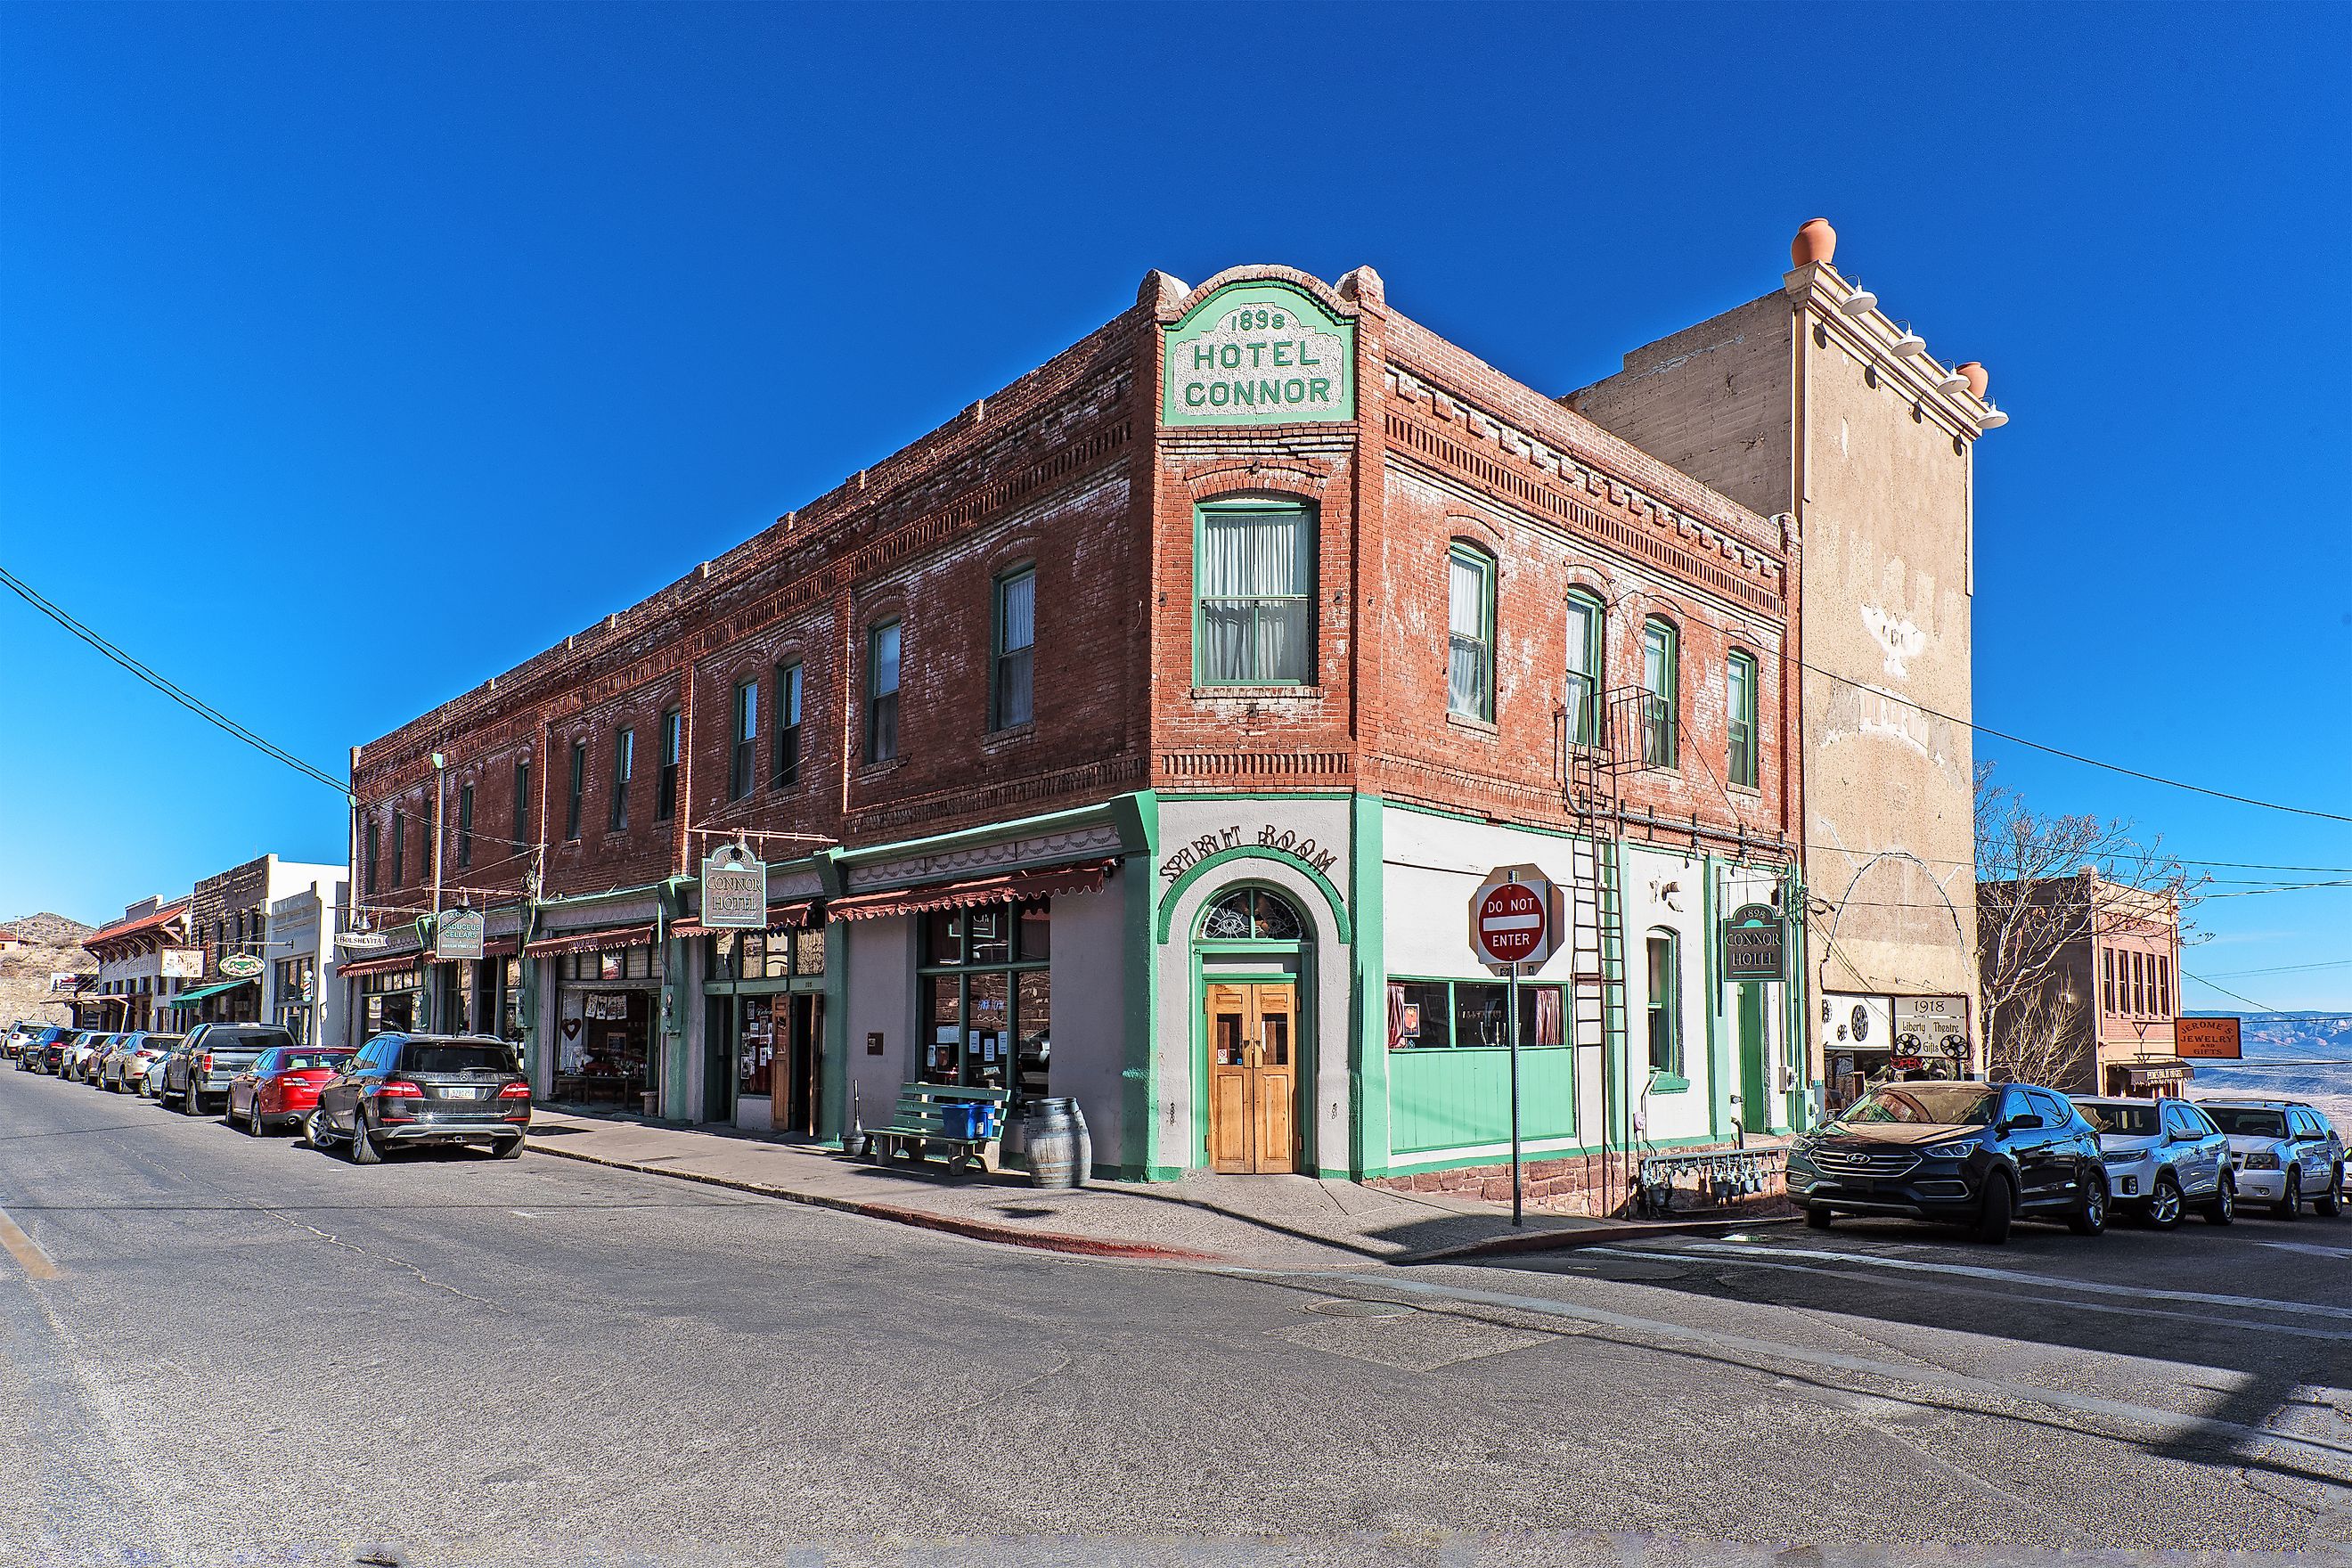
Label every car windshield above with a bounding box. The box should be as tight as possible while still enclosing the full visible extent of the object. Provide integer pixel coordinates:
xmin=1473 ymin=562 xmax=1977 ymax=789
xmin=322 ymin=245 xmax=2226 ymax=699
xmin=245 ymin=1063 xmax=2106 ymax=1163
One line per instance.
xmin=2077 ymin=1103 xmax=2160 ymax=1137
xmin=1838 ymin=1084 xmax=1998 ymax=1126
xmin=282 ymin=1052 xmax=350 ymax=1072
xmin=401 ymin=1044 xmax=516 ymax=1074
xmin=2205 ymin=1107 xmax=2289 ymax=1139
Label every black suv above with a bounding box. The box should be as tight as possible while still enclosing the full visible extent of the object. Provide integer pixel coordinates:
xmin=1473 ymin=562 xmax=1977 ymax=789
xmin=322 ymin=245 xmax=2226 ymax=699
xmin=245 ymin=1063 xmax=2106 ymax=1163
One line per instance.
xmin=306 ymin=1033 xmax=531 ymax=1164
xmin=1786 ymin=1080 xmax=2109 ymax=1244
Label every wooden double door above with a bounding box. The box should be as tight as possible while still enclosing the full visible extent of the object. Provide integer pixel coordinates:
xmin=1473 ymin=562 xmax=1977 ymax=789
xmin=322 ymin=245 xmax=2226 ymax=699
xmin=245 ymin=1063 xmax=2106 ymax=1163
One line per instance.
xmin=1206 ymin=982 xmax=1300 ymax=1174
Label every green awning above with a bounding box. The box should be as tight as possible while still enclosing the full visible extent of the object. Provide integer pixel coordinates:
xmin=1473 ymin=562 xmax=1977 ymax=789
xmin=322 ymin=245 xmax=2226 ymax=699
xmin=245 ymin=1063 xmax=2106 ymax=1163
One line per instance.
xmin=169 ymin=976 xmax=257 ymax=1004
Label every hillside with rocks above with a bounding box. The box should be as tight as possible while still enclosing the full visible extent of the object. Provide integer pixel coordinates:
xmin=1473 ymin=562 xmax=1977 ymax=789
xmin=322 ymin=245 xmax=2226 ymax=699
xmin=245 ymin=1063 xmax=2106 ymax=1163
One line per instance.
xmin=1 ymin=911 xmax=97 ymax=1026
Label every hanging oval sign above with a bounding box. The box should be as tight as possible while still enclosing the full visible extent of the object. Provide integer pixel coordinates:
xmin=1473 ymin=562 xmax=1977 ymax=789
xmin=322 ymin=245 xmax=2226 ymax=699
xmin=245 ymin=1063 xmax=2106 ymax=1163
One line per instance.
xmin=217 ymin=954 xmax=265 ymax=979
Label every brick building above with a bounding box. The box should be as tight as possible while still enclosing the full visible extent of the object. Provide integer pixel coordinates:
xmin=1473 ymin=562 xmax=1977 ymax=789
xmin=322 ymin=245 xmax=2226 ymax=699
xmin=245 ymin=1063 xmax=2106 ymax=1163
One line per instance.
xmin=349 ymin=257 xmax=1825 ymax=1208
xmin=171 ymin=854 xmax=346 ymax=1028
xmin=1978 ymin=870 xmax=2187 ymax=1098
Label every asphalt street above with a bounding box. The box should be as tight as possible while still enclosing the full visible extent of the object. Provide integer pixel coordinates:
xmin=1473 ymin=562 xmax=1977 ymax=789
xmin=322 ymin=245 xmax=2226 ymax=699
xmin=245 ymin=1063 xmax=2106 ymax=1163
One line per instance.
xmin=0 ymin=1066 xmax=2345 ymax=1568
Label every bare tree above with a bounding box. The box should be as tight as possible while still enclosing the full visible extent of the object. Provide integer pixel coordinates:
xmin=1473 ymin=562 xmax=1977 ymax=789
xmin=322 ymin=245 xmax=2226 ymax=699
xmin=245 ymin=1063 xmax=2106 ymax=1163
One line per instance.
xmin=1974 ymin=764 xmax=2202 ymax=1084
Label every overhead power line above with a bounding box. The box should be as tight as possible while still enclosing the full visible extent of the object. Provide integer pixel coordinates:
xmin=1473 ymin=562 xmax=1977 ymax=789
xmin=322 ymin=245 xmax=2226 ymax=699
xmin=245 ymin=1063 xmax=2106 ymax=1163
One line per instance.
xmin=0 ymin=563 xmax=350 ymax=797
xmin=2178 ymin=967 xmax=2286 ymax=1015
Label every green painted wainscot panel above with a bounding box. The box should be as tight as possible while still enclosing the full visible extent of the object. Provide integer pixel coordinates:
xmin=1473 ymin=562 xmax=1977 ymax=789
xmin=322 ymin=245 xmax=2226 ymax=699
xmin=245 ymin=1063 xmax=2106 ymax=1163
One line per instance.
xmin=1388 ymin=1046 xmax=1576 ymax=1156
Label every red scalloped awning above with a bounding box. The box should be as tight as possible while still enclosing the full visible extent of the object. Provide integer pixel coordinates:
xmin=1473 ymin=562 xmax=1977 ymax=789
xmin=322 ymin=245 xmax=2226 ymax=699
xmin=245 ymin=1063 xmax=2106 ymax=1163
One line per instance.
xmin=824 ymin=860 xmax=1114 ymax=924
xmin=523 ymin=922 xmax=657 ymax=959
xmin=337 ymin=950 xmax=428 ymax=981
xmin=672 ymin=902 xmax=818 ymax=938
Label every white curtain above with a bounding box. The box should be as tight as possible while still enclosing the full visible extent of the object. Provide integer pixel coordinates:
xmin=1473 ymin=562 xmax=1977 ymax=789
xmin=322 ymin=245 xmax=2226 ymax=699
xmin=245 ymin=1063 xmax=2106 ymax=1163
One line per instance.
xmin=1447 ymin=554 xmax=1488 ymax=716
xmin=1199 ymin=510 xmax=1309 ymax=682
xmin=996 ymin=572 xmax=1035 ymax=726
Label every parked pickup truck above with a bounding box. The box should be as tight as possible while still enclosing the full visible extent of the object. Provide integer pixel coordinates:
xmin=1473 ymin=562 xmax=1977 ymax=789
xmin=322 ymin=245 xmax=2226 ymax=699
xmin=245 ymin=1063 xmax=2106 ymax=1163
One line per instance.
xmin=165 ymin=1023 xmax=296 ymax=1116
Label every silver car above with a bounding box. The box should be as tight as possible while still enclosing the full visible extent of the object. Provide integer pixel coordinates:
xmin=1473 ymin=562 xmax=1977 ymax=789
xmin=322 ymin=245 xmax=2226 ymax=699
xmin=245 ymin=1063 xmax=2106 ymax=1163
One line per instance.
xmin=2201 ymin=1098 xmax=2346 ymax=1219
xmin=2073 ymin=1096 xmax=2234 ymax=1229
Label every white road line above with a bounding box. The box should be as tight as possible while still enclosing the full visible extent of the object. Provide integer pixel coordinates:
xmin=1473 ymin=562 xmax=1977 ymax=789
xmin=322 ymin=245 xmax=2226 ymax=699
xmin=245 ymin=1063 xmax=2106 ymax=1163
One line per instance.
xmin=1579 ymin=1245 xmax=2352 ymax=1343
xmin=2258 ymin=1240 xmax=2352 ymax=1262
xmin=1656 ymin=1239 xmax=2352 ymax=1321
xmin=1223 ymin=1268 xmax=2352 ymax=1475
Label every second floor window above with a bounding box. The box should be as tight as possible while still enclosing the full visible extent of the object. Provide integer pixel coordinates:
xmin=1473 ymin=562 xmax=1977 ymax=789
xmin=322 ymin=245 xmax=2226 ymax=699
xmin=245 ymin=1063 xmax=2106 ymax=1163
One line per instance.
xmin=1641 ymin=617 xmax=1678 ymax=770
xmin=364 ymin=820 xmax=380 ymax=895
xmin=565 ymin=741 xmax=585 ymax=840
xmin=2103 ymin=948 xmax=2115 ymax=1013
xmin=731 ymin=678 xmax=759 ymax=801
xmin=392 ymin=809 xmax=406 ymax=886
xmin=513 ymin=758 xmax=530 ymax=853
xmin=772 ymin=665 xmax=802 ymax=788
xmin=867 ymin=621 xmax=902 ymax=762
xmin=1446 ymin=544 xmax=1495 ymax=721
xmin=1564 ymin=590 xmax=1603 ymax=748
xmin=1727 ymin=649 xmax=1758 ymax=788
xmin=993 ymin=569 xmax=1034 ymax=729
xmin=456 ymin=783 xmax=475 ymax=869
xmin=1196 ymin=500 xmax=1312 ymax=685
xmin=608 ymin=728 xmax=633 ymax=833
xmin=657 ymin=709 xmax=681 ymax=821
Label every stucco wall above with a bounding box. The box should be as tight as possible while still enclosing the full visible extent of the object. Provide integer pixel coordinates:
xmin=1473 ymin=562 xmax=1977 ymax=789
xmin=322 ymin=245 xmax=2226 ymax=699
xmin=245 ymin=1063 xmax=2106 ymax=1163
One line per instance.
xmin=842 ymin=916 xmax=919 ymax=1135
xmin=1046 ymin=878 xmax=1129 ymax=1173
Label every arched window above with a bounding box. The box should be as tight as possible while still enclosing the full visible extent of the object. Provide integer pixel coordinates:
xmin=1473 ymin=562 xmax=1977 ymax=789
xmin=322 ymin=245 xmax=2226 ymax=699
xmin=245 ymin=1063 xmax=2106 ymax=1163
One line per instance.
xmin=1446 ymin=543 xmax=1496 ymax=721
xmin=1564 ymin=589 xmax=1605 ymax=747
xmin=1196 ymin=499 xmax=1315 ymax=685
xmin=1726 ymin=649 xmax=1758 ymax=788
xmin=1199 ymin=887 xmax=1305 ymax=942
xmin=1646 ymin=928 xmax=1682 ymax=1075
xmin=1640 ymin=617 xmax=1678 ymax=769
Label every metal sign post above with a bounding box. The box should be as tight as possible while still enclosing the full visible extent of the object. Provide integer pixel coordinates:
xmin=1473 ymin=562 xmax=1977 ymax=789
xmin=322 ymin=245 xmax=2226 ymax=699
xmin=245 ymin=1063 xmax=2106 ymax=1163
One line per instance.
xmin=1469 ymin=864 xmax=1556 ymax=1229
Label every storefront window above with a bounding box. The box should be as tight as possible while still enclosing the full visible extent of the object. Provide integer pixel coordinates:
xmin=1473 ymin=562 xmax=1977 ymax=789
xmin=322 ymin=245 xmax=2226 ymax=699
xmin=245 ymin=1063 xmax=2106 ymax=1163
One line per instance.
xmin=559 ymin=989 xmax=650 ymax=1107
xmin=794 ymin=925 xmax=829 ymax=976
xmin=918 ymin=900 xmax=1049 ymax=1095
xmin=500 ymin=956 xmax=525 ymax=1041
xmin=361 ymin=968 xmax=421 ymax=1040
xmin=1387 ymin=978 xmax=1565 ymax=1049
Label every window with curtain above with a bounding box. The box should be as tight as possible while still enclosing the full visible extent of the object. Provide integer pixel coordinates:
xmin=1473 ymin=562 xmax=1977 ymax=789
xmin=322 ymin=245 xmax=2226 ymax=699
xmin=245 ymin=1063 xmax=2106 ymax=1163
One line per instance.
xmin=1564 ymin=590 xmax=1603 ymax=748
xmin=565 ymin=743 xmax=585 ymax=840
xmin=772 ymin=665 xmax=802 ymax=788
xmin=1646 ymin=929 xmax=1681 ymax=1074
xmin=867 ymin=620 xmax=902 ymax=761
xmin=364 ymin=820 xmax=380 ymax=895
xmin=1641 ymin=618 xmax=1678 ymax=769
xmin=1446 ymin=544 xmax=1494 ymax=721
xmin=994 ymin=569 xmax=1035 ymax=729
xmin=2102 ymin=949 xmax=2115 ymax=1013
xmin=456 ymin=783 xmax=474 ymax=868
xmin=512 ymin=759 xmax=530 ymax=857
xmin=1727 ymin=649 xmax=1758 ymax=788
xmin=1196 ymin=502 xmax=1313 ymax=684
xmin=657 ymin=709 xmax=681 ymax=821
xmin=392 ymin=809 xmax=407 ymax=885
xmin=731 ymin=678 xmax=759 ymax=800
xmin=608 ymin=728 xmax=633 ymax=833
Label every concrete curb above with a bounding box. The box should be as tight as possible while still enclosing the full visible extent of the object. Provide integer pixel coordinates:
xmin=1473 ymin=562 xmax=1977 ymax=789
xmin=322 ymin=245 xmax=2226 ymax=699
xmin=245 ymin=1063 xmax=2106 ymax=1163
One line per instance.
xmin=1401 ymin=1212 xmax=1800 ymax=1264
xmin=526 ymin=1139 xmax=1222 ymax=1263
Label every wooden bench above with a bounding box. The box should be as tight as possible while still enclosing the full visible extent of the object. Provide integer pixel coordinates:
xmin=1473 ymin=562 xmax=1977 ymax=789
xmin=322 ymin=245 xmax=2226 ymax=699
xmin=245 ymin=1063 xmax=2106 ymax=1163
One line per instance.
xmin=864 ymin=1082 xmax=1009 ymax=1175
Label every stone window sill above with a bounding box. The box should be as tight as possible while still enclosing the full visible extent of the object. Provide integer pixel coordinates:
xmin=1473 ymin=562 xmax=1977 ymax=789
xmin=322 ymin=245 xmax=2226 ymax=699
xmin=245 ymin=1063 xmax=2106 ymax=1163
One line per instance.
xmin=1446 ymin=711 xmax=1499 ymax=739
xmin=1190 ymin=685 xmax=1323 ymax=700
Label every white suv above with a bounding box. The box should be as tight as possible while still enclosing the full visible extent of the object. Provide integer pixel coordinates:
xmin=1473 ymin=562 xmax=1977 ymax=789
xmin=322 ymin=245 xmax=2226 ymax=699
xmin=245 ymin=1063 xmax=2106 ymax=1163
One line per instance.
xmin=2201 ymin=1098 xmax=2345 ymax=1219
xmin=2073 ymin=1096 xmax=2235 ymax=1229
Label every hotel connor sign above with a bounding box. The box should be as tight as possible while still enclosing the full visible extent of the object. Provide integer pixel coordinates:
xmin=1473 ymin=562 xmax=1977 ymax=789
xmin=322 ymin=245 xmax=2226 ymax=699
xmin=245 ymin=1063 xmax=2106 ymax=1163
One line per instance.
xmin=1164 ymin=281 xmax=1354 ymax=428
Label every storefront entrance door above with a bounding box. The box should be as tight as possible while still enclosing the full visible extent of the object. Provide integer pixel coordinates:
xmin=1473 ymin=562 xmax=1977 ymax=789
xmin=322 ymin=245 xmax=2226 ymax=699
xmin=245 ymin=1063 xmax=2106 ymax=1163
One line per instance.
xmin=1205 ymin=982 xmax=1298 ymax=1174
xmin=1736 ymin=982 xmax=1768 ymax=1131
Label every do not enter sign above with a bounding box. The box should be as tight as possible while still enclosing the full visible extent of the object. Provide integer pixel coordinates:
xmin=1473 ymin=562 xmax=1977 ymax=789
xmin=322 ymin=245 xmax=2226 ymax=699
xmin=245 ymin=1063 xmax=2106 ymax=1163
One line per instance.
xmin=1470 ymin=867 xmax=1554 ymax=968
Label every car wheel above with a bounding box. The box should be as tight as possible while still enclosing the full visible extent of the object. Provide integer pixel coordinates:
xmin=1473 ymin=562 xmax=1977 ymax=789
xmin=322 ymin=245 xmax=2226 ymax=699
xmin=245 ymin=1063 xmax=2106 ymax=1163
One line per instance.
xmin=184 ymin=1081 xmax=203 ymax=1118
xmin=1977 ymin=1174 xmax=2015 ymax=1245
xmin=2203 ymin=1178 xmax=2235 ymax=1226
xmin=2146 ymin=1173 xmax=2184 ymax=1231
xmin=2319 ymin=1167 xmax=2344 ymax=1219
xmin=245 ymin=1100 xmax=265 ymax=1136
xmin=2069 ymin=1173 xmax=2109 ymax=1237
xmin=1803 ymin=1205 xmax=1833 ymax=1229
xmin=2278 ymin=1170 xmax=2302 ymax=1221
xmin=303 ymin=1110 xmax=329 ymax=1151
xmin=493 ymin=1136 xmax=524 ymax=1161
xmin=348 ymin=1115 xmax=382 ymax=1164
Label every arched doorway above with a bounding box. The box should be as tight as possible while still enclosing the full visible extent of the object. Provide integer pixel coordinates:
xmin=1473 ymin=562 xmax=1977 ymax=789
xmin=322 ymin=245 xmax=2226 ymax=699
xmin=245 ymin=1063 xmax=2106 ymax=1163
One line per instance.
xmin=1196 ymin=886 xmax=1309 ymax=1173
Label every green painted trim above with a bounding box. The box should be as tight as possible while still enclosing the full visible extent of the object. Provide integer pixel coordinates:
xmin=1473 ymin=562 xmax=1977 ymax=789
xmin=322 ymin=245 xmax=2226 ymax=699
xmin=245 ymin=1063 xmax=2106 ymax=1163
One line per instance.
xmin=1350 ymin=792 xmax=1389 ymax=1180
xmin=819 ymin=919 xmax=849 ymax=1142
xmin=1154 ymin=789 xmax=1355 ymax=803
xmin=1190 ymin=498 xmax=1318 ymax=688
xmin=832 ymin=796 xmax=1134 ymax=872
xmin=1703 ymin=852 xmax=1726 ymax=1140
xmin=1154 ymin=845 xmax=1352 ymax=945
xmin=1651 ymin=1074 xmax=1692 ymax=1095
xmin=1120 ymin=792 xmax=1161 ymax=1180
xmin=1380 ymin=1129 xmax=1729 ymax=1177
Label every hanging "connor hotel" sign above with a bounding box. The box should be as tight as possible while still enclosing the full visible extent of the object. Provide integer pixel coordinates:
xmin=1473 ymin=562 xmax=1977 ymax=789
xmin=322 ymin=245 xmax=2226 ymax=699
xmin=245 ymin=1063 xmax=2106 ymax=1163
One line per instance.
xmin=1163 ymin=282 xmax=1354 ymax=428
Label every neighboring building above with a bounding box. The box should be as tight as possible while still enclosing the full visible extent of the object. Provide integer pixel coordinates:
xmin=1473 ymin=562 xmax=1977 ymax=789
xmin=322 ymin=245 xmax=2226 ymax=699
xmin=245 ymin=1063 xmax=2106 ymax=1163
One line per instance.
xmin=0 ymin=927 xmax=23 ymax=953
xmin=1978 ymin=870 xmax=2186 ymax=1098
xmin=349 ymin=257 xmax=1824 ymax=1211
xmin=168 ymin=855 xmax=347 ymax=1029
xmin=81 ymin=896 xmax=196 ymax=1034
xmin=263 ymin=878 xmax=347 ymax=1048
xmin=1566 ymin=218 xmax=2005 ymax=1115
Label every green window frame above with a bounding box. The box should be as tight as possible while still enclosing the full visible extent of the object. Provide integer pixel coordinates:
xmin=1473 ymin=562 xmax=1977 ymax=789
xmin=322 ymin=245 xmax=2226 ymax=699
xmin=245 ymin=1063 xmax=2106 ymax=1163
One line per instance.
xmin=1446 ymin=543 xmax=1496 ymax=721
xmin=1640 ymin=617 xmax=1678 ymax=770
xmin=1564 ymin=589 xmax=1604 ymax=748
xmin=1727 ymin=649 xmax=1758 ymax=788
xmin=1194 ymin=499 xmax=1314 ymax=685
xmin=1385 ymin=975 xmax=1569 ymax=1050
xmin=916 ymin=901 xmax=1051 ymax=1098
xmin=456 ymin=783 xmax=474 ymax=869
xmin=992 ymin=568 xmax=1035 ymax=730
xmin=1646 ymin=928 xmax=1683 ymax=1079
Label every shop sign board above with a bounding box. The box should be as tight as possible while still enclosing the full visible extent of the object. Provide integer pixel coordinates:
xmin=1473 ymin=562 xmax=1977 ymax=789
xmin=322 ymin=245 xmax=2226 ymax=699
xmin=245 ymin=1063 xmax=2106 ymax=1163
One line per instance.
xmin=434 ymin=909 xmax=485 ymax=961
xmin=336 ymin=930 xmax=390 ymax=952
xmin=1720 ymin=903 xmax=1785 ymax=983
xmin=702 ymin=845 xmax=769 ymax=929
xmin=1469 ymin=865 xmax=1553 ymax=969
xmin=1163 ymin=281 xmax=1355 ymax=428
xmin=2176 ymin=1016 xmax=2242 ymax=1060
xmin=218 ymin=953 xmax=265 ymax=979
xmin=159 ymin=948 xmax=204 ymax=979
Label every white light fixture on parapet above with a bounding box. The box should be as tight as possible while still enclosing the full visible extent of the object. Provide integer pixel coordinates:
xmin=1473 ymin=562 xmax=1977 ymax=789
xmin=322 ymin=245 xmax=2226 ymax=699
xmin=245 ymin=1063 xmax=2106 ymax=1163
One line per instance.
xmin=1935 ymin=367 xmax=1969 ymax=395
xmin=1979 ymin=405 xmax=2009 ymax=429
xmin=1891 ymin=325 xmax=1928 ymax=357
xmin=1840 ymin=287 xmax=1878 ymax=315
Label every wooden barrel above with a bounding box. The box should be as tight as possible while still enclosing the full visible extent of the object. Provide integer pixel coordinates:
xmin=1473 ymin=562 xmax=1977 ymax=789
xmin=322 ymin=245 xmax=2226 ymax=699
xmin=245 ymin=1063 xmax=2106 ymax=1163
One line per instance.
xmin=1022 ymin=1097 xmax=1090 ymax=1188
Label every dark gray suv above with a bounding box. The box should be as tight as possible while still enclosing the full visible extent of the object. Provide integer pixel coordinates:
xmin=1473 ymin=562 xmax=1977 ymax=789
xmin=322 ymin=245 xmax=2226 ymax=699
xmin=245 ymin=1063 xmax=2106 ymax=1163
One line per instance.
xmin=306 ymin=1033 xmax=531 ymax=1164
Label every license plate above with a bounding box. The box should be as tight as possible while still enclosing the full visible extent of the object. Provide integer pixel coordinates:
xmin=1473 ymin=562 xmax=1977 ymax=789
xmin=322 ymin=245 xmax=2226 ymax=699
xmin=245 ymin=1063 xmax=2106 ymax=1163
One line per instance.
xmin=440 ymin=1086 xmax=484 ymax=1099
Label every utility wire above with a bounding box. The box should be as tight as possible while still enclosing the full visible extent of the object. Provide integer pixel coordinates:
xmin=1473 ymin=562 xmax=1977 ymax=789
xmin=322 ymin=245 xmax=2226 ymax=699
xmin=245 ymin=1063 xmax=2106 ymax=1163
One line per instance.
xmin=2179 ymin=967 xmax=2286 ymax=1015
xmin=0 ymin=563 xmax=350 ymax=797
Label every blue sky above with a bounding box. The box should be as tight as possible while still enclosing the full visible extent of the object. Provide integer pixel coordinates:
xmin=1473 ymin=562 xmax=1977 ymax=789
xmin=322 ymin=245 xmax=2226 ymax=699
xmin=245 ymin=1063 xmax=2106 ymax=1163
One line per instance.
xmin=3 ymin=3 xmax=2347 ymax=1007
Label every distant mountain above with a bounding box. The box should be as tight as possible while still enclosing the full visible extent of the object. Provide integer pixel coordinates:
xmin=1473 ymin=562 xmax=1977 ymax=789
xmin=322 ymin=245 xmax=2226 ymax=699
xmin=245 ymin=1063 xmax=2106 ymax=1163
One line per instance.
xmin=0 ymin=912 xmax=98 ymax=1026
xmin=3 ymin=911 xmax=96 ymax=946
xmin=2183 ymin=1009 xmax=2352 ymax=1061
xmin=2185 ymin=1010 xmax=2351 ymax=1134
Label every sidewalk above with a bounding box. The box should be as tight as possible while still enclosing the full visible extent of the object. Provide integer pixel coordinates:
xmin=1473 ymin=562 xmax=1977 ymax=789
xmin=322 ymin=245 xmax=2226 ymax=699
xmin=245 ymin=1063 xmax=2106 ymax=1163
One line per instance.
xmin=524 ymin=1108 xmax=1790 ymax=1270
